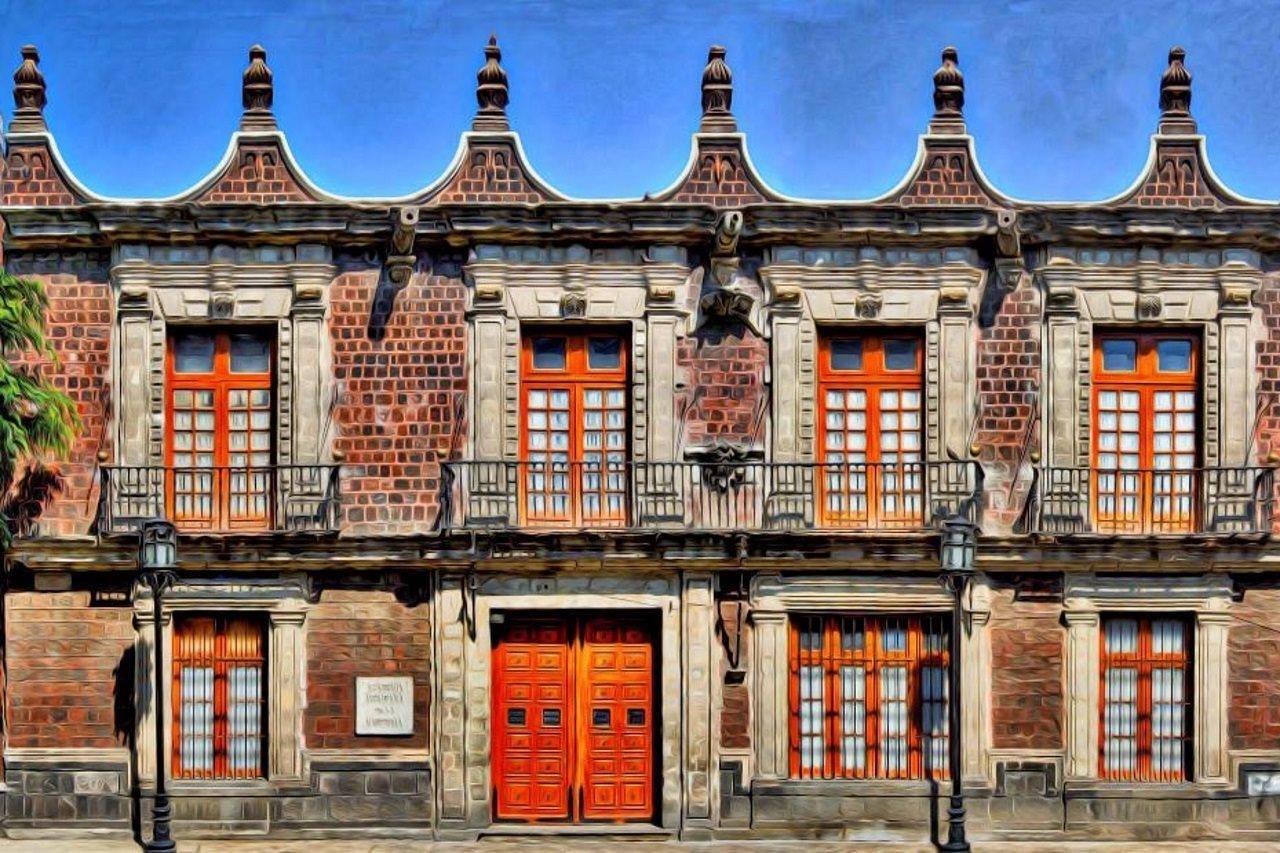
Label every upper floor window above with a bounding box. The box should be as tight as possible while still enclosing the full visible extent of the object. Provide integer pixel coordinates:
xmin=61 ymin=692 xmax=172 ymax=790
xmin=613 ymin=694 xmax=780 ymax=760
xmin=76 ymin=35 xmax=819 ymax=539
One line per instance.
xmin=520 ymin=329 xmax=628 ymax=526
xmin=790 ymin=613 xmax=949 ymax=780
xmin=1100 ymin=615 xmax=1191 ymax=782
xmin=1093 ymin=332 xmax=1198 ymax=533
xmin=167 ymin=329 xmax=274 ymax=531
xmin=173 ymin=614 xmax=267 ymax=781
xmin=819 ymin=332 xmax=923 ymax=528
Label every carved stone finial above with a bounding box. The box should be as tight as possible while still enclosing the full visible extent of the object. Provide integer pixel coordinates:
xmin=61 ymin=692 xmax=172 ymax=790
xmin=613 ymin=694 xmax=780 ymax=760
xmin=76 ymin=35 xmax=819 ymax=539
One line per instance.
xmin=929 ymin=46 xmax=965 ymax=132
xmin=700 ymin=45 xmax=736 ymax=132
xmin=240 ymin=45 xmax=276 ymax=129
xmin=474 ymin=35 xmax=510 ymax=131
xmin=1158 ymin=46 xmax=1195 ymax=133
xmin=11 ymin=45 xmax=47 ymax=132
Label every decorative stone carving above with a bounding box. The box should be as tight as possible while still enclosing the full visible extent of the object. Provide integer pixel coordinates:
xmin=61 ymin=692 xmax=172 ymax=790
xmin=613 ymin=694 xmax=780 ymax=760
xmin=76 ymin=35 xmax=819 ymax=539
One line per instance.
xmin=686 ymin=441 xmax=763 ymax=493
xmin=699 ymin=46 xmax=735 ymax=132
xmin=995 ymin=209 xmax=1020 ymax=258
xmin=474 ymin=35 xmax=509 ymax=132
xmin=208 ymin=290 xmax=235 ymax=320
xmin=714 ymin=209 xmax=742 ymax=257
xmin=241 ymin=44 xmax=275 ymax=130
xmin=385 ymin=206 xmax=418 ymax=288
xmin=855 ymin=291 xmax=882 ymax=318
xmin=559 ymin=291 xmax=587 ymax=318
xmin=10 ymin=44 xmax=46 ymax=132
xmin=1137 ymin=291 xmax=1163 ymax=318
xmin=699 ymin=288 xmax=755 ymax=328
xmin=698 ymin=208 xmax=758 ymax=331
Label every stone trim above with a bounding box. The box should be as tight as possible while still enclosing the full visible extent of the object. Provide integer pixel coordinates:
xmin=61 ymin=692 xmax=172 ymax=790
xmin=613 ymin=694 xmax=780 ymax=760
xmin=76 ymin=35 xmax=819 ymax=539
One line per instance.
xmin=431 ymin=572 xmax=686 ymax=831
xmin=748 ymin=573 xmax=994 ymax=785
xmin=464 ymin=252 xmax=695 ymax=465
xmin=1061 ymin=573 xmax=1232 ymax=784
xmin=1037 ymin=253 xmax=1263 ymax=468
xmin=132 ymin=575 xmax=311 ymax=788
xmin=759 ymin=253 xmax=984 ymax=463
xmin=109 ymin=243 xmax=336 ymax=469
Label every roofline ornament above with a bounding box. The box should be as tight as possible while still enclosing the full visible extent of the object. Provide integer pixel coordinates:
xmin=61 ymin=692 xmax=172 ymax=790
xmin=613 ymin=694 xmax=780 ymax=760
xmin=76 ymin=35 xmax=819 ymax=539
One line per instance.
xmin=700 ymin=45 xmax=735 ymax=132
xmin=1158 ymin=46 xmax=1196 ymax=134
xmin=929 ymin=46 xmax=965 ymax=134
xmin=241 ymin=44 xmax=276 ymax=130
xmin=11 ymin=44 xmax=47 ymax=132
xmin=474 ymin=35 xmax=510 ymax=132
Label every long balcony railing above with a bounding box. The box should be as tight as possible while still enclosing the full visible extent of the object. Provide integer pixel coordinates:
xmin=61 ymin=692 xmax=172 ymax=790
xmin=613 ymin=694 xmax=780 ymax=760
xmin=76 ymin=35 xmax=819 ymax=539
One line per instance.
xmin=439 ymin=460 xmax=981 ymax=533
xmin=1019 ymin=466 xmax=1275 ymax=535
xmin=97 ymin=465 xmax=341 ymax=535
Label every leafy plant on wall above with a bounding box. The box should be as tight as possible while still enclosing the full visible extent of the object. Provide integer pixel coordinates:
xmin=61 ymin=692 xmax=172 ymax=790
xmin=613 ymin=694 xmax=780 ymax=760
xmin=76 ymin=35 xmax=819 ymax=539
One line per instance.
xmin=0 ymin=269 xmax=79 ymax=546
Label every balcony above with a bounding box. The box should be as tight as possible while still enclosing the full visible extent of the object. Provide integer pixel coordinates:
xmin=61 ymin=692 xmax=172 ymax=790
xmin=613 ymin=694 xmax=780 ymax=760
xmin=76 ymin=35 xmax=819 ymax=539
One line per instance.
xmin=439 ymin=460 xmax=981 ymax=533
xmin=1019 ymin=466 xmax=1275 ymax=536
xmin=97 ymin=465 xmax=341 ymax=535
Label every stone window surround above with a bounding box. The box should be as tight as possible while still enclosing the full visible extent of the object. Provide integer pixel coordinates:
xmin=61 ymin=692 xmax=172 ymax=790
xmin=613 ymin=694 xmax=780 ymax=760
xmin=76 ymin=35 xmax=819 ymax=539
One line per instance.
xmin=1038 ymin=249 xmax=1262 ymax=469
xmin=431 ymin=572 xmax=717 ymax=831
xmin=758 ymin=249 xmax=985 ymax=465
xmin=749 ymin=572 xmax=995 ymax=786
xmin=132 ymin=575 xmax=310 ymax=791
xmin=465 ymin=248 xmax=695 ymax=465
xmin=110 ymin=243 xmax=336 ymax=472
xmin=1062 ymin=573 xmax=1232 ymax=785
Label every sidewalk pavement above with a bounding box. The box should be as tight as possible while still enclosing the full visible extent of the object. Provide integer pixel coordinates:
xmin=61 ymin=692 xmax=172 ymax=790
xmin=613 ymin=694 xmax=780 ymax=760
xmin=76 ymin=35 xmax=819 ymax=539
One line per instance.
xmin=0 ymin=840 xmax=1277 ymax=852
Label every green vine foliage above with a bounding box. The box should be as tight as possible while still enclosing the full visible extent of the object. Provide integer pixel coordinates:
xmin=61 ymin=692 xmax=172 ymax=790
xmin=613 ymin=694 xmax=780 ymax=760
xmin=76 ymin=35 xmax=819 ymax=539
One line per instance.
xmin=0 ymin=268 xmax=80 ymax=548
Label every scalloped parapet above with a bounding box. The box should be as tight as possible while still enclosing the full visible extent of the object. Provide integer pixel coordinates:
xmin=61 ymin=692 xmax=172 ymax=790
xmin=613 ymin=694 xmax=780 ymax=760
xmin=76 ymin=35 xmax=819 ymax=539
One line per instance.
xmin=190 ymin=135 xmax=317 ymax=204
xmin=423 ymin=133 xmax=561 ymax=205
xmin=3 ymin=137 xmax=81 ymax=206
xmin=1113 ymin=135 xmax=1247 ymax=210
xmin=887 ymin=135 xmax=1001 ymax=207
xmin=653 ymin=134 xmax=776 ymax=207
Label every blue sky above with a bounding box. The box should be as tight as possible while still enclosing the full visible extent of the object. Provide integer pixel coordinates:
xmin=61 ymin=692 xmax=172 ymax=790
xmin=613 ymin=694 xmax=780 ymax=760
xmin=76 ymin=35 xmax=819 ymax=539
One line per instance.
xmin=1 ymin=0 xmax=1276 ymax=201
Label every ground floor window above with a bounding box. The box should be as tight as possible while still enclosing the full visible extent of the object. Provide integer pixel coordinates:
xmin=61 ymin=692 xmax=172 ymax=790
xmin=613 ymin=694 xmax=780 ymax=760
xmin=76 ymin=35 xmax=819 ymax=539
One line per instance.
xmin=1100 ymin=615 xmax=1191 ymax=782
xmin=173 ymin=614 xmax=267 ymax=780
xmin=789 ymin=614 xmax=949 ymax=780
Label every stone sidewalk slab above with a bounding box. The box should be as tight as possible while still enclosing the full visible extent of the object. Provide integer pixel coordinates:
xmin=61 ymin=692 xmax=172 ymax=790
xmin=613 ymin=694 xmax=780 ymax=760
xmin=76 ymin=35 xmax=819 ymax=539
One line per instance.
xmin=0 ymin=841 xmax=1279 ymax=853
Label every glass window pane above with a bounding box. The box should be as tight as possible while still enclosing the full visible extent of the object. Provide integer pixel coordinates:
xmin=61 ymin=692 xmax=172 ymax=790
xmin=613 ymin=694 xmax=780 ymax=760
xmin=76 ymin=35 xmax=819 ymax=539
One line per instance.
xmin=174 ymin=333 xmax=215 ymax=373
xmin=532 ymin=337 xmax=566 ymax=370
xmin=1101 ymin=339 xmax=1137 ymax=372
xmin=230 ymin=334 xmax=271 ymax=373
xmin=1157 ymin=339 xmax=1192 ymax=373
xmin=830 ymin=339 xmax=862 ymax=371
xmin=884 ymin=339 xmax=918 ymax=371
xmin=587 ymin=337 xmax=622 ymax=370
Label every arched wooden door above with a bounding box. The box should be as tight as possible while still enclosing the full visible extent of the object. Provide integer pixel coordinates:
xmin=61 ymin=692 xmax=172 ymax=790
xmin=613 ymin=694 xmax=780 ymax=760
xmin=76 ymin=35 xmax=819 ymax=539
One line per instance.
xmin=491 ymin=613 xmax=656 ymax=823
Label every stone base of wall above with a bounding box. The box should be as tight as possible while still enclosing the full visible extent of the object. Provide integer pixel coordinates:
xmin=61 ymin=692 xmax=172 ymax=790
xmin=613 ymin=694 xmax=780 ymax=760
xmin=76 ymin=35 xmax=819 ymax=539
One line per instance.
xmin=749 ymin=780 xmax=956 ymax=842
xmin=3 ymin=760 xmax=133 ymax=838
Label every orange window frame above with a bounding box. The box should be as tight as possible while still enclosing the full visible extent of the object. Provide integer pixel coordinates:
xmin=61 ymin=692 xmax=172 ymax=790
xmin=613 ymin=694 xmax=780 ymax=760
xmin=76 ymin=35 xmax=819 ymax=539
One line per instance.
xmin=172 ymin=614 xmax=267 ymax=781
xmin=817 ymin=332 xmax=925 ymax=527
xmin=1091 ymin=332 xmax=1199 ymax=533
xmin=1099 ymin=615 xmax=1192 ymax=783
xmin=165 ymin=330 xmax=274 ymax=531
xmin=788 ymin=614 xmax=950 ymax=781
xmin=519 ymin=330 xmax=629 ymax=526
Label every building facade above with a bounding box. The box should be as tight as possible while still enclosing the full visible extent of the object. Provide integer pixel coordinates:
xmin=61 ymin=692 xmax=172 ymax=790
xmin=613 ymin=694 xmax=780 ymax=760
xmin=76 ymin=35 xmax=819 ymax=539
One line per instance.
xmin=2 ymin=39 xmax=1280 ymax=843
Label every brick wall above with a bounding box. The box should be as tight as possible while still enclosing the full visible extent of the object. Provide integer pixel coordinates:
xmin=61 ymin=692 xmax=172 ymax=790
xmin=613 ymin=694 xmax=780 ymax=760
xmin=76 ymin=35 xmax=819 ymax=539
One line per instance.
xmin=718 ymin=596 xmax=750 ymax=751
xmin=4 ymin=253 xmax=112 ymax=538
xmin=4 ymin=590 xmax=134 ymax=749
xmin=677 ymin=324 xmax=768 ymax=451
xmin=329 ymin=256 xmax=467 ymax=536
xmin=193 ymin=142 xmax=313 ymax=204
xmin=1229 ymin=584 xmax=1280 ymax=751
xmin=989 ymin=585 xmax=1063 ymax=750
xmin=974 ymin=275 xmax=1040 ymax=532
xmin=305 ymin=587 xmax=431 ymax=751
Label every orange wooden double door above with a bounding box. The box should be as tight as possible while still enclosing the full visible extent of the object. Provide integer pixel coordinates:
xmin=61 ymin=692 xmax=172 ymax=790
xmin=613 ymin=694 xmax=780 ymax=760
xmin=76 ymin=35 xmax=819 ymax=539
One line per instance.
xmin=491 ymin=613 xmax=656 ymax=823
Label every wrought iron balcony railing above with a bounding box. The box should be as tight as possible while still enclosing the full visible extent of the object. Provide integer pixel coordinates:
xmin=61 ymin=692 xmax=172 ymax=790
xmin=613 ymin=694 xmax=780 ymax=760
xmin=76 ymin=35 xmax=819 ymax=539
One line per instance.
xmin=439 ymin=460 xmax=981 ymax=533
xmin=97 ymin=465 xmax=341 ymax=535
xmin=1018 ymin=465 xmax=1275 ymax=535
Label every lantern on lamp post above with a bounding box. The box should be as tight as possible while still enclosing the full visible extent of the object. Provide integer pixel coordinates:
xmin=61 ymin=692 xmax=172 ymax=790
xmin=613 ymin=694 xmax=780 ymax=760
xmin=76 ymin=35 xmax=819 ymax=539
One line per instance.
xmin=137 ymin=519 xmax=178 ymax=853
xmin=938 ymin=511 xmax=976 ymax=852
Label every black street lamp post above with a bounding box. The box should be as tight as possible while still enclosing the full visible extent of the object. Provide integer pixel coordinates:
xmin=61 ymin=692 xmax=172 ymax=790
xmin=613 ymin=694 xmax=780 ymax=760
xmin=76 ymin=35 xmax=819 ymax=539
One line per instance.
xmin=138 ymin=519 xmax=178 ymax=853
xmin=938 ymin=512 xmax=977 ymax=853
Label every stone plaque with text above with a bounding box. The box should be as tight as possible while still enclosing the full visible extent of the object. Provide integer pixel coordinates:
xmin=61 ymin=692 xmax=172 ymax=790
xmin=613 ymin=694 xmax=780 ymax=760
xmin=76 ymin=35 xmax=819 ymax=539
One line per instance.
xmin=355 ymin=676 xmax=414 ymax=736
